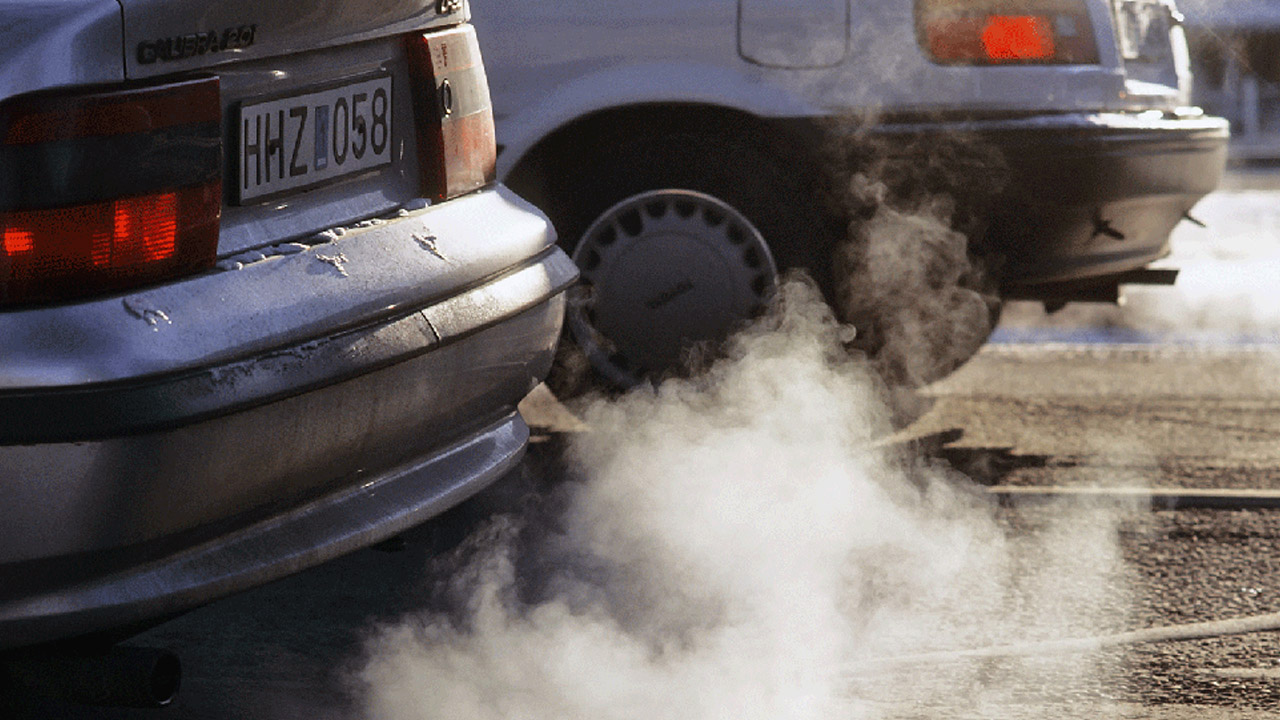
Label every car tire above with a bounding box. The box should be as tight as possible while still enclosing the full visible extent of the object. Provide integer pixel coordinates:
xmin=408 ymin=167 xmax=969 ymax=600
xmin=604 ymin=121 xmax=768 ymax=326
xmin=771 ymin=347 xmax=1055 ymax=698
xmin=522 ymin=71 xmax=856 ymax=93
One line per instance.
xmin=539 ymin=131 xmax=834 ymax=394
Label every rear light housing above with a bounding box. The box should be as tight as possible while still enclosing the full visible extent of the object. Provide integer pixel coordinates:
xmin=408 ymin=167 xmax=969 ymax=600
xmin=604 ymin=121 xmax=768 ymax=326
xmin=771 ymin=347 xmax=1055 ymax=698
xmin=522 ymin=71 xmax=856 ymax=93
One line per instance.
xmin=916 ymin=0 xmax=1099 ymax=65
xmin=0 ymin=77 xmax=222 ymax=307
xmin=405 ymin=25 xmax=497 ymax=202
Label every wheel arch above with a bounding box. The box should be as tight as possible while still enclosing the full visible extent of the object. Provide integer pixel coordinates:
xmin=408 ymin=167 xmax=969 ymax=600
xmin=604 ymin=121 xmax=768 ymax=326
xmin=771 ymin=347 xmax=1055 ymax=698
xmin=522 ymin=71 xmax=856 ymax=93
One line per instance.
xmin=493 ymin=55 xmax=823 ymax=176
xmin=503 ymin=102 xmax=832 ymax=237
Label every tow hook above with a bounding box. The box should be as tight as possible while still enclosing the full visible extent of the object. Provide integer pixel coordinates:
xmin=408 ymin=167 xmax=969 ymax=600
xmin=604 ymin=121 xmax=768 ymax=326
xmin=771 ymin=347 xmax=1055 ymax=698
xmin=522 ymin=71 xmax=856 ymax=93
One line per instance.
xmin=1091 ymin=210 xmax=1126 ymax=241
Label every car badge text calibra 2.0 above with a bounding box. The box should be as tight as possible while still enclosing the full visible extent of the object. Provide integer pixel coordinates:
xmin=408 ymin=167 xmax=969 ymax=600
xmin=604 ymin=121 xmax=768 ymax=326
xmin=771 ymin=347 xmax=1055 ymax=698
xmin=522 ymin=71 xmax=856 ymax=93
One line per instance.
xmin=137 ymin=25 xmax=257 ymax=64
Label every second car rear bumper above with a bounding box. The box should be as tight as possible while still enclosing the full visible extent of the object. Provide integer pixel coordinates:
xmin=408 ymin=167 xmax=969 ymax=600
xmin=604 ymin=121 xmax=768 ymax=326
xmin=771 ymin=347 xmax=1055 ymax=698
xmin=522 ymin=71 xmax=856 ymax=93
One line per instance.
xmin=867 ymin=112 xmax=1230 ymax=287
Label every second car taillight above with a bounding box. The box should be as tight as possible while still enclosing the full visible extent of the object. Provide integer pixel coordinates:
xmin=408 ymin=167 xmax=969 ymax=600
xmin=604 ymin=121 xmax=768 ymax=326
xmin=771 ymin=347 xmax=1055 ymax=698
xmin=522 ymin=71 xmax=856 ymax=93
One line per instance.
xmin=406 ymin=25 xmax=497 ymax=202
xmin=0 ymin=77 xmax=221 ymax=307
xmin=917 ymin=0 xmax=1100 ymax=65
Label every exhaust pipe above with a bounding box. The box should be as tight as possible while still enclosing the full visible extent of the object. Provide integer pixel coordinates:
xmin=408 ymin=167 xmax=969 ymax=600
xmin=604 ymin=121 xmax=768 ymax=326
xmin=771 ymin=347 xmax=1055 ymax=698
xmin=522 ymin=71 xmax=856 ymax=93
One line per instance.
xmin=2 ymin=645 xmax=181 ymax=708
xmin=1004 ymin=268 xmax=1181 ymax=310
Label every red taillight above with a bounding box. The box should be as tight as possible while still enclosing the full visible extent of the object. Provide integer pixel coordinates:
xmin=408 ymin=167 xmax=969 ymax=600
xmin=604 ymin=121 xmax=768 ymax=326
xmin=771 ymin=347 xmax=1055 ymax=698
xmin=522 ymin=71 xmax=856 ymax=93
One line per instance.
xmin=4 ymin=228 xmax=33 ymax=255
xmin=1 ymin=184 xmax=219 ymax=306
xmin=0 ymin=77 xmax=221 ymax=307
xmin=405 ymin=25 xmax=497 ymax=201
xmin=106 ymin=193 xmax=178 ymax=266
xmin=917 ymin=0 xmax=1098 ymax=65
xmin=982 ymin=16 xmax=1056 ymax=60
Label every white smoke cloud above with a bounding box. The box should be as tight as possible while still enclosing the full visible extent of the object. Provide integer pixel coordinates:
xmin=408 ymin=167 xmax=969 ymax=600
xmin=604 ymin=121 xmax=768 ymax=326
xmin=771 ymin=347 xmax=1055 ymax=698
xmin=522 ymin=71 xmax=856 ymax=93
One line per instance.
xmin=355 ymin=280 xmax=1129 ymax=720
xmin=834 ymin=173 xmax=999 ymax=390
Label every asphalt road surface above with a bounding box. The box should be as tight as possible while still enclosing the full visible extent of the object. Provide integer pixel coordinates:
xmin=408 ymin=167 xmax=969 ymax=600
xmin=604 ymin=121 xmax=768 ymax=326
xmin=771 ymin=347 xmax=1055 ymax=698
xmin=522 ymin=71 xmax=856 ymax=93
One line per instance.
xmin=9 ymin=182 xmax=1280 ymax=719
xmin=902 ymin=344 xmax=1280 ymax=716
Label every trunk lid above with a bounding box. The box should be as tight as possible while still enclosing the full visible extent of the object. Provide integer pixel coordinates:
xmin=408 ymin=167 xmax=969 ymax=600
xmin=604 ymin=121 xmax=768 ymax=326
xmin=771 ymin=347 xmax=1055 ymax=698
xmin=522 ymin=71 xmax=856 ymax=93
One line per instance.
xmin=118 ymin=0 xmax=467 ymax=79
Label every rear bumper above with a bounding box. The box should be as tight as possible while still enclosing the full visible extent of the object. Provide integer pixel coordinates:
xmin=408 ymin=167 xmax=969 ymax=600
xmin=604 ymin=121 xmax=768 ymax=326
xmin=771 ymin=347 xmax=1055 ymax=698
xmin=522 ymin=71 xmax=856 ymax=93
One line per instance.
xmin=0 ymin=185 xmax=578 ymax=649
xmin=869 ymin=112 xmax=1230 ymax=286
xmin=0 ymin=411 xmax=531 ymax=651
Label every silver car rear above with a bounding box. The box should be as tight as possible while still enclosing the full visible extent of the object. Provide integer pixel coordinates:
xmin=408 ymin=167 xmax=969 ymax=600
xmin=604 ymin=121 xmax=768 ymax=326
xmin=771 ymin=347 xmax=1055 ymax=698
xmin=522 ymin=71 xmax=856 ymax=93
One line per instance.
xmin=0 ymin=0 xmax=575 ymax=651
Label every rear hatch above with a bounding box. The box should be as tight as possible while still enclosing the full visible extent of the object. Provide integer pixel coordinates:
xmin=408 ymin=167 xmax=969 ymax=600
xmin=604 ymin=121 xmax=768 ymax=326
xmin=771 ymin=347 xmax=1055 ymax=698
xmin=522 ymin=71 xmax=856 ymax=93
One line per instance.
xmin=118 ymin=0 xmax=472 ymax=256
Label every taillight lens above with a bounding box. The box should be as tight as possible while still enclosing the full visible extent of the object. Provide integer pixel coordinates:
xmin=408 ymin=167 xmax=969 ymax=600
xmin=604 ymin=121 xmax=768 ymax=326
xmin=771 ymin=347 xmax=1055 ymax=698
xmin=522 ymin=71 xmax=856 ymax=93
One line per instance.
xmin=405 ymin=25 xmax=497 ymax=202
xmin=0 ymin=77 xmax=221 ymax=307
xmin=917 ymin=0 xmax=1099 ymax=65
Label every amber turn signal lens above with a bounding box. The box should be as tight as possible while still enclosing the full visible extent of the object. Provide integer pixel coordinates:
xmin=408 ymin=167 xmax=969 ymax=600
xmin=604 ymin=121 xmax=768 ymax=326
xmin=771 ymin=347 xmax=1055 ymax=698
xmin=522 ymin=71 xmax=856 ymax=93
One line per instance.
xmin=406 ymin=25 xmax=497 ymax=202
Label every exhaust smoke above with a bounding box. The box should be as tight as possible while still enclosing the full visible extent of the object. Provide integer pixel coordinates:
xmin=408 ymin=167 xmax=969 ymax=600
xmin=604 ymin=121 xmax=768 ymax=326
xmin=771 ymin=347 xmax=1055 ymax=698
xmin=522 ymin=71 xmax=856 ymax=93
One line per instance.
xmin=834 ymin=172 xmax=1000 ymax=391
xmin=820 ymin=123 xmax=1006 ymax=398
xmin=355 ymin=280 xmax=1131 ymax=720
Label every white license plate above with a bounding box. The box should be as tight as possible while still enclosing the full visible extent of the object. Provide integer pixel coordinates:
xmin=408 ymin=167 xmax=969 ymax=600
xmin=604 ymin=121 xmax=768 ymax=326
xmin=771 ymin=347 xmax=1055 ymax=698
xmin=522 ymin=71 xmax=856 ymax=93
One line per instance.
xmin=237 ymin=75 xmax=393 ymax=203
